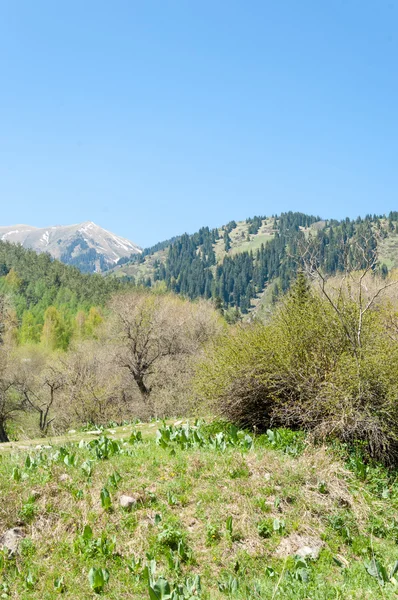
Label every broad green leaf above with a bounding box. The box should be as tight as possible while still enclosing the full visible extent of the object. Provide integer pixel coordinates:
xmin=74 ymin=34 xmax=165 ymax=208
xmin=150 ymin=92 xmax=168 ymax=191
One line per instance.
xmin=100 ymin=487 xmax=111 ymax=510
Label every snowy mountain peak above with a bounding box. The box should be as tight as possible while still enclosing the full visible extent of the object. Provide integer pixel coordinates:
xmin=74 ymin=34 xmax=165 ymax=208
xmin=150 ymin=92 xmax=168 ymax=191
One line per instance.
xmin=0 ymin=221 xmax=142 ymax=273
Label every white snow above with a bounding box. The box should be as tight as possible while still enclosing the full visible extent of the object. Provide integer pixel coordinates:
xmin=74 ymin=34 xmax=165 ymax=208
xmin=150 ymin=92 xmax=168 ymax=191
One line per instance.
xmin=1 ymin=230 xmax=20 ymax=240
xmin=78 ymin=222 xmax=95 ymax=234
xmin=40 ymin=231 xmax=50 ymax=246
xmin=109 ymin=233 xmax=137 ymax=252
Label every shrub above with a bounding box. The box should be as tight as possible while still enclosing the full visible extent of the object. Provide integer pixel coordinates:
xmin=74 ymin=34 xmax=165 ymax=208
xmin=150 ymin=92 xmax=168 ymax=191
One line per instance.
xmin=195 ymin=275 xmax=398 ymax=465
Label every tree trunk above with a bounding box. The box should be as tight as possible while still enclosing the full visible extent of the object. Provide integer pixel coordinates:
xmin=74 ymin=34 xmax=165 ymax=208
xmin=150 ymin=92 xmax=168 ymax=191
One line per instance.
xmin=133 ymin=375 xmax=156 ymax=417
xmin=0 ymin=420 xmax=9 ymax=443
xmin=135 ymin=374 xmax=151 ymax=398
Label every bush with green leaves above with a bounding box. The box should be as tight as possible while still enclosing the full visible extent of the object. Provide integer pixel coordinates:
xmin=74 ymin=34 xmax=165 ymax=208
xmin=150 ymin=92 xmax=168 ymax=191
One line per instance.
xmin=195 ymin=273 xmax=398 ymax=465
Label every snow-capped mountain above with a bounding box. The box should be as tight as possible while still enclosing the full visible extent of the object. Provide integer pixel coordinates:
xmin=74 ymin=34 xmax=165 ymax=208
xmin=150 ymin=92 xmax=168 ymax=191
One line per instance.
xmin=0 ymin=221 xmax=142 ymax=273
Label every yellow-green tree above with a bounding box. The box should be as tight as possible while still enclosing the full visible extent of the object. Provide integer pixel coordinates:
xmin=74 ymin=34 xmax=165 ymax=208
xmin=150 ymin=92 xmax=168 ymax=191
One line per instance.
xmin=4 ymin=268 xmax=22 ymax=292
xmin=74 ymin=311 xmax=86 ymax=339
xmin=85 ymin=307 xmax=103 ymax=338
xmin=19 ymin=311 xmax=40 ymax=345
xmin=41 ymin=306 xmax=69 ymax=350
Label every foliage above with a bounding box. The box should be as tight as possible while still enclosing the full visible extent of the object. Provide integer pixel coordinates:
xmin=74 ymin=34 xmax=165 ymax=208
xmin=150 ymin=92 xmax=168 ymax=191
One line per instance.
xmin=196 ymin=273 xmax=398 ymax=464
xmin=0 ymin=240 xmax=124 ymax=349
xmin=155 ymin=421 xmax=253 ymax=452
xmin=88 ymin=567 xmax=109 ymax=593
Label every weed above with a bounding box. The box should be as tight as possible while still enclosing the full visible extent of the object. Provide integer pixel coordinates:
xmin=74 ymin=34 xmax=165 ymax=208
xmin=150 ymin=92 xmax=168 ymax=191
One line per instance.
xmin=258 ymin=428 xmax=306 ymax=457
xmin=217 ymin=574 xmax=239 ymax=594
xmin=129 ymin=430 xmax=143 ymax=444
xmin=19 ymin=497 xmax=37 ymax=523
xmin=53 ymin=576 xmax=65 ymax=593
xmin=89 ymin=436 xmax=121 ymax=460
xmin=75 ymin=525 xmax=116 ymax=559
xmin=100 ymin=487 xmax=112 ymax=510
xmin=88 ymin=567 xmax=109 ymax=594
xmin=206 ymin=524 xmax=221 ymax=546
xmin=257 ymin=519 xmax=273 ymax=539
xmin=107 ymin=471 xmax=122 ymax=489
xmin=328 ymin=513 xmax=357 ymax=545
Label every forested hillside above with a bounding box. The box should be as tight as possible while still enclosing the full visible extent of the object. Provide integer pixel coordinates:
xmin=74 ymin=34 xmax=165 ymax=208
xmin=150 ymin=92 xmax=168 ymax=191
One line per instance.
xmin=0 ymin=241 xmax=125 ymax=348
xmin=112 ymin=211 xmax=398 ymax=313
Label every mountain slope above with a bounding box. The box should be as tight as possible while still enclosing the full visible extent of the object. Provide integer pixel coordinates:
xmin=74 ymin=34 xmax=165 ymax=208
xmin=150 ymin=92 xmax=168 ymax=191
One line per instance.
xmin=0 ymin=239 xmax=128 ymax=347
xmin=0 ymin=222 xmax=141 ymax=273
xmin=110 ymin=211 xmax=398 ymax=314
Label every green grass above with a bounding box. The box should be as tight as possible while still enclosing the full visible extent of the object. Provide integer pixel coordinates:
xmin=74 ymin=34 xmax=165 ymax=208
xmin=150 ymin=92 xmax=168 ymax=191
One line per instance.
xmin=378 ymin=231 xmax=398 ymax=270
xmin=1 ymin=422 xmax=398 ymax=598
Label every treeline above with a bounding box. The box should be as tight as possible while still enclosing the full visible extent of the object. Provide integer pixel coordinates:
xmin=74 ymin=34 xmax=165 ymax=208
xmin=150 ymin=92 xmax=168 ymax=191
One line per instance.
xmin=137 ymin=211 xmax=396 ymax=313
xmin=0 ymin=241 xmax=126 ymax=348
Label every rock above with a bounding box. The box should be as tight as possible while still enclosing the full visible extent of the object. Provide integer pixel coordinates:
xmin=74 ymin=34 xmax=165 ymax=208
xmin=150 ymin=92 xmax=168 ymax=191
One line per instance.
xmin=275 ymin=534 xmax=323 ymax=559
xmin=68 ymin=430 xmax=76 ymax=434
xmin=85 ymin=430 xmax=102 ymax=436
xmin=0 ymin=528 xmax=25 ymax=554
xmin=59 ymin=473 xmax=71 ymax=482
xmin=296 ymin=545 xmax=321 ymax=560
xmin=119 ymin=495 xmax=137 ymax=510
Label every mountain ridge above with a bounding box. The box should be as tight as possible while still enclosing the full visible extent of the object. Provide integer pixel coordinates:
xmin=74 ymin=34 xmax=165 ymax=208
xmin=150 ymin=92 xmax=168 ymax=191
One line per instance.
xmin=0 ymin=221 xmax=142 ymax=273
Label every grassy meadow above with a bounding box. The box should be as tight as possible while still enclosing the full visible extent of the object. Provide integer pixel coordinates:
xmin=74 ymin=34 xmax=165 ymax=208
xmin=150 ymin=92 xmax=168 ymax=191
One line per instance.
xmin=1 ymin=421 xmax=398 ymax=599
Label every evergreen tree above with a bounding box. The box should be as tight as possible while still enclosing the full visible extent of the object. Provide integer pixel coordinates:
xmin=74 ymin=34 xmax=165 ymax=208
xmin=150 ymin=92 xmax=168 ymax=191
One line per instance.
xmin=224 ymin=231 xmax=231 ymax=252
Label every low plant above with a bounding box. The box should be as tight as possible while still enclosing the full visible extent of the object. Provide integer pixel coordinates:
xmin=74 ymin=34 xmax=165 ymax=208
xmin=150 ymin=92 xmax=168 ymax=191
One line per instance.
xmin=75 ymin=525 xmax=116 ymax=559
xmin=88 ymin=567 xmax=109 ymax=594
xmin=100 ymin=487 xmax=112 ymax=510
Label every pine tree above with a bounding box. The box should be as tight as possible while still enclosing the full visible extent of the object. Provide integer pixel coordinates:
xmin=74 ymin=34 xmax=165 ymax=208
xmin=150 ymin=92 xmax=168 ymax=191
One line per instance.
xmin=290 ymin=271 xmax=311 ymax=305
xmin=224 ymin=231 xmax=231 ymax=252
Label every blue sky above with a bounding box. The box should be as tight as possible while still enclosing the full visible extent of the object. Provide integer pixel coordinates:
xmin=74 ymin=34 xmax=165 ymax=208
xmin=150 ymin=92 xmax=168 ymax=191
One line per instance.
xmin=0 ymin=1 xmax=397 ymax=247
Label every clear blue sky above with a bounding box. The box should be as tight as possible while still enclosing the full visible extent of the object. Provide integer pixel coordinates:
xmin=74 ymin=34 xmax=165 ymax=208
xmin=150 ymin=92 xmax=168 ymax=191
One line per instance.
xmin=1 ymin=1 xmax=397 ymax=247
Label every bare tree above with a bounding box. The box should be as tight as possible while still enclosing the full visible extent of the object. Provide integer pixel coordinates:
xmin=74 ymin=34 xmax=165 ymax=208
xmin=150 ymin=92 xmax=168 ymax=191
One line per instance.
xmin=0 ymin=294 xmax=23 ymax=442
xmin=14 ymin=349 xmax=66 ymax=435
xmin=299 ymin=228 xmax=398 ymax=356
xmin=62 ymin=340 xmax=132 ymax=426
xmin=109 ymin=291 xmax=222 ymax=413
xmin=0 ymin=358 xmax=21 ymax=442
